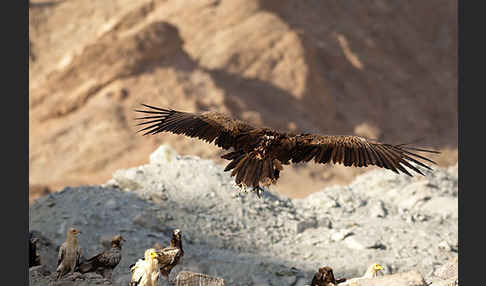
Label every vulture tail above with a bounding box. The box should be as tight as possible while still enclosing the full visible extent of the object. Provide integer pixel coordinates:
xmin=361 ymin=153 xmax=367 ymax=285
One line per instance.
xmin=223 ymin=151 xmax=272 ymax=188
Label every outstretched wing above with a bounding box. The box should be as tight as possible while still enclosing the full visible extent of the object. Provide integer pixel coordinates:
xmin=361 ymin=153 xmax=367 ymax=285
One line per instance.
xmin=289 ymin=134 xmax=439 ymax=176
xmin=135 ymin=104 xmax=256 ymax=150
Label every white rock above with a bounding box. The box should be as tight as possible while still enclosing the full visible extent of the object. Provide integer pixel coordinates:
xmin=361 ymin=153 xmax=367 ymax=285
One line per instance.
xmin=421 ymin=197 xmax=458 ymax=219
xmin=149 ymin=144 xmax=177 ymax=164
xmin=330 ymin=228 xmax=354 ymax=241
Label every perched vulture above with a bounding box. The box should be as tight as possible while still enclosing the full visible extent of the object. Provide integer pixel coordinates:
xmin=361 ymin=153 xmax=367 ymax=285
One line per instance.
xmin=310 ymin=266 xmax=346 ymax=286
xmin=56 ymin=227 xmax=82 ymax=280
xmin=154 ymin=229 xmax=184 ymax=280
xmin=339 ymin=263 xmax=383 ymax=285
xmin=29 ymin=232 xmax=41 ymax=267
xmin=135 ymin=105 xmax=439 ymax=196
xmin=361 ymin=263 xmax=384 ymax=279
xmin=79 ymin=235 xmax=125 ymax=280
xmin=129 ymin=248 xmax=161 ymax=286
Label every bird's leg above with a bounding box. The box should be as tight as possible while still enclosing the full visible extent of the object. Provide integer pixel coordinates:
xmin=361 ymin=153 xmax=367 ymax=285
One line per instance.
xmin=253 ymin=186 xmax=264 ymax=198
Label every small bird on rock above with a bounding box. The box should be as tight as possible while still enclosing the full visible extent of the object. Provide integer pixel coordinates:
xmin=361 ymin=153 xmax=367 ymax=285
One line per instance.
xmin=130 ymin=248 xmax=161 ymax=286
xmin=79 ymin=234 xmax=125 ymax=280
xmin=56 ymin=227 xmax=82 ymax=280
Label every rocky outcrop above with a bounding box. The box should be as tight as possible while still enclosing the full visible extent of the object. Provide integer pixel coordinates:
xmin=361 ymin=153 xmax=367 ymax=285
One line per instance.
xmin=29 ymin=145 xmax=458 ymax=285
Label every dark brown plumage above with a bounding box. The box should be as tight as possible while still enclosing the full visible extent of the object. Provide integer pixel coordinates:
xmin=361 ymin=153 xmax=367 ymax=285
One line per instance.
xmin=135 ymin=105 xmax=439 ymax=195
xmin=79 ymin=235 xmax=125 ymax=280
xmin=29 ymin=232 xmax=41 ymax=267
xmin=154 ymin=229 xmax=184 ymax=280
xmin=311 ymin=266 xmax=346 ymax=286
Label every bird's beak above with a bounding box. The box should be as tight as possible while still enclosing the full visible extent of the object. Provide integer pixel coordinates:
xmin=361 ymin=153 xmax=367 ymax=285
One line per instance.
xmin=376 ymin=265 xmax=383 ymax=271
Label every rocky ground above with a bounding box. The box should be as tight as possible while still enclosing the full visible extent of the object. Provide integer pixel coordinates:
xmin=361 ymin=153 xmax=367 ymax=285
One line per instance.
xmin=29 ymin=145 xmax=458 ymax=286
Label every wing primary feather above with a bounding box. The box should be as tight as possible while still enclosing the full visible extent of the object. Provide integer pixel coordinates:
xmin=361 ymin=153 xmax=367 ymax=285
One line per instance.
xmin=350 ymin=145 xmax=358 ymax=166
xmin=382 ymin=146 xmax=426 ymax=175
xmin=401 ymin=153 xmax=432 ymax=170
xmin=140 ymin=103 xmax=173 ymax=112
xmin=135 ymin=118 xmax=165 ymax=126
xmin=330 ymin=146 xmax=338 ymax=164
xmin=134 ymin=115 xmax=167 ymax=120
xmin=134 ymin=109 xmax=166 ymax=115
xmin=336 ymin=145 xmax=345 ymax=164
xmin=400 ymin=149 xmax=437 ymax=165
xmin=395 ymin=162 xmax=413 ymax=176
xmin=313 ymin=146 xmax=326 ymax=163
xmin=359 ymin=143 xmax=371 ymax=167
xmin=397 ymin=144 xmax=441 ymax=154
xmin=365 ymin=145 xmax=377 ymax=165
xmin=357 ymin=146 xmax=365 ymax=167
xmin=302 ymin=147 xmax=319 ymax=162
xmin=373 ymin=145 xmax=399 ymax=173
xmin=332 ymin=145 xmax=340 ymax=164
xmin=344 ymin=145 xmax=352 ymax=166
xmin=368 ymin=145 xmax=385 ymax=167
xmin=397 ymin=159 xmax=424 ymax=176
xmin=136 ymin=122 xmax=163 ymax=134
xmin=319 ymin=147 xmax=332 ymax=164
xmin=379 ymin=145 xmax=404 ymax=173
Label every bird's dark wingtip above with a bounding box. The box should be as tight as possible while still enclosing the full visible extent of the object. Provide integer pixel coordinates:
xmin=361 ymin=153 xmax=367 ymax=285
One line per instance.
xmin=399 ymin=144 xmax=442 ymax=154
xmin=140 ymin=103 xmax=172 ymax=112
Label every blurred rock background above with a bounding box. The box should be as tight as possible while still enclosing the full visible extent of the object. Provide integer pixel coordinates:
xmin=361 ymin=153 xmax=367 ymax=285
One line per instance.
xmin=29 ymin=0 xmax=457 ymax=202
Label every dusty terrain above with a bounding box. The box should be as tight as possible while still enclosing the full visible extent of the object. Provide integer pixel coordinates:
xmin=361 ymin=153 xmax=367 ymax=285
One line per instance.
xmin=29 ymin=0 xmax=457 ymax=202
xmin=29 ymin=146 xmax=458 ymax=286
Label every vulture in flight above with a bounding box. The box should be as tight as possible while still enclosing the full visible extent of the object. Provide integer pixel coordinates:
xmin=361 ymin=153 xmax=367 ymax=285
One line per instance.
xmin=135 ymin=104 xmax=439 ymax=196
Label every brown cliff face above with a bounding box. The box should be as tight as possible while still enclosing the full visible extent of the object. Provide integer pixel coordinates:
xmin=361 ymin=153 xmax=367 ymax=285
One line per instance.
xmin=29 ymin=0 xmax=457 ymax=201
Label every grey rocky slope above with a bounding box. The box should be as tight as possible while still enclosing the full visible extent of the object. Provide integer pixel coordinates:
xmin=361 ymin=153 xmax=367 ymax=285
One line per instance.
xmin=29 ymin=145 xmax=458 ymax=285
